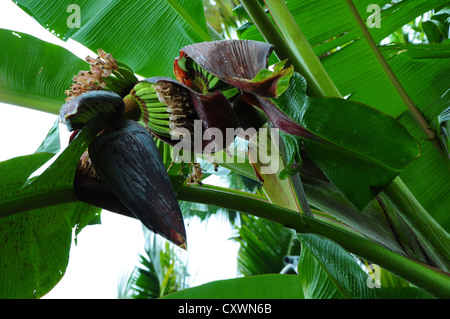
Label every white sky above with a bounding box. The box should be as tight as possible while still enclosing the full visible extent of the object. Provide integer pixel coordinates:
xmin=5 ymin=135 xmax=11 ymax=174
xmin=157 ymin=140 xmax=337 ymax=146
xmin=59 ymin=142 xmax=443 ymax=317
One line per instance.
xmin=0 ymin=1 xmax=239 ymax=299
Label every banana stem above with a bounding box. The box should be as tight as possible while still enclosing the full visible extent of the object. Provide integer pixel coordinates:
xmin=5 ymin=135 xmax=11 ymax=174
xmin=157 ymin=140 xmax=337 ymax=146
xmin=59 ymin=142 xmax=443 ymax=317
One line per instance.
xmin=382 ymin=178 xmax=450 ymax=271
xmin=263 ymin=0 xmax=341 ymax=97
xmin=0 ymin=188 xmax=78 ymax=219
xmin=242 ymin=0 xmax=449 ymax=277
xmin=177 ymin=184 xmax=450 ymax=298
xmin=240 ymin=0 xmax=341 ymax=97
xmin=239 ymin=0 xmax=291 ymax=61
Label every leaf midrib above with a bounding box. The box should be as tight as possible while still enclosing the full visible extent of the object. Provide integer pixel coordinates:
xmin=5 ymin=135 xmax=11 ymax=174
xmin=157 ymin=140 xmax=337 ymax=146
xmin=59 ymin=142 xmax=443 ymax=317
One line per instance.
xmin=165 ymin=0 xmax=211 ymax=42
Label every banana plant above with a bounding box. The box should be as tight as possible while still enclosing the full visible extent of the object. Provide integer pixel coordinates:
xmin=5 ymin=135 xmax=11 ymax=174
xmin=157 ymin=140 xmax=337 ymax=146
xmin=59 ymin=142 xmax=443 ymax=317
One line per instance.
xmin=0 ymin=0 xmax=449 ymax=299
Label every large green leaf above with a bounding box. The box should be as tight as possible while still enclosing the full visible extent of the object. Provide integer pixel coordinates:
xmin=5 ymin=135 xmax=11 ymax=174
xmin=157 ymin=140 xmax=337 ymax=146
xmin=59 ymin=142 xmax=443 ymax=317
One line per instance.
xmin=0 ymin=119 xmax=101 ymax=298
xmin=13 ymin=0 xmax=210 ymax=78
xmin=0 ymin=28 xmax=87 ymax=114
xmin=304 ymin=2 xmax=450 ymax=225
xmin=287 ymin=0 xmax=446 ymax=112
xmin=381 ymin=44 xmax=450 ymax=230
xmin=161 ymin=274 xmax=304 ymax=299
xmin=297 ymin=234 xmax=432 ymax=299
xmin=0 ymin=201 xmax=97 ymax=298
xmin=239 ymin=0 xmax=450 ymax=225
xmin=275 ymin=73 xmax=420 ymax=210
xmin=238 ymin=0 xmax=446 ymax=116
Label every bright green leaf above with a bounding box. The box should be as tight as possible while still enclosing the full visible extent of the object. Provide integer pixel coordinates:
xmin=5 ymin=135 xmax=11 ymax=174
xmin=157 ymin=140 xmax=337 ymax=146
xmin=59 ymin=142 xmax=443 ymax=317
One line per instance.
xmin=13 ymin=0 xmax=210 ymax=78
xmin=0 ymin=28 xmax=87 ymax=114
xmin=276 ymin=72 xmax=420 ymax=210
xmin=34 ymin=118 xmax=61 ymax=154
xmin=161 ymin=274 xmax=304 ymax=299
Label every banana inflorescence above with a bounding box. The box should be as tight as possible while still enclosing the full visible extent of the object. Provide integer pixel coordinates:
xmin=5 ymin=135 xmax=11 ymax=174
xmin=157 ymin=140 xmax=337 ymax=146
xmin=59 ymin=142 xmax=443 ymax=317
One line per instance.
xmin=88 ymin=119 xmax=187 ymax=248
xmin=125 ymin=81 xmax=197 ymax=140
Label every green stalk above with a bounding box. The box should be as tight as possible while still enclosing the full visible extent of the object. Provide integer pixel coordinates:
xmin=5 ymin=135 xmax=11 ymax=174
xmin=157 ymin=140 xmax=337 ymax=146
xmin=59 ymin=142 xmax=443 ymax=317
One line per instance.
xmin=177 ymin=184 xmax=450 ymax=298
xmin=0 ymin=187 xmax=78 ymax=218
xmin=240 ymin=0 xmax=341 ymax=97
xmin=263 ymin=0 xmax=341 ymax=97
xmin=239 ymin=0 xmax=291 ymax=61
xmin=344 ymin=0 xmax=443 ymax=158
xmin=239 ymin=0 xmax=315 ymax=215
xmin=381 ymin=178 xmax=450 ymax=270
xmin=243 ymin=0 xmax=449 ymax=280
xmin=277 ymin=131 xmax=313 ymax=217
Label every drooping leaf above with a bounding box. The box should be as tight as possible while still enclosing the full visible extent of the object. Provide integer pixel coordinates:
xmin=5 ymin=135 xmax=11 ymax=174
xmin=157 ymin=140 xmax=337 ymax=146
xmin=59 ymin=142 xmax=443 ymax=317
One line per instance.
xmin=275 ymin=72 xmax=420 ymax=210
xmin=0 ymin=120 xmax=102 ymax=298
xmin=0 ymin=201 xmax=98 ymax=299
xmin=297 ymin=234 xmax=432 ymax=299
xmin=0 ymin=28 xmax=88 ymax=114
xmin=239 ymin=0 xmax=450 ymax=221
xmin=161 ymin=274 xmax=305 ymax=299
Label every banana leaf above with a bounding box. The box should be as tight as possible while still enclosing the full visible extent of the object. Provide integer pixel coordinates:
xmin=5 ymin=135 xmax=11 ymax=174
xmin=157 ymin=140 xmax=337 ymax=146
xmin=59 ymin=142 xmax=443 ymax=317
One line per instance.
xmin=0 ymin=120 xmax=101 ymax=298
xmin=13 ymin=0 xmax=210 ymax=78
xmin=238 ymin=0 xmax=450 ymax=229
xmin=161 ymin=274 xmax=305 ymax=299
xmin=274 ymin=72 xmax=420 ymax=210
xmin=0 ymin=28 xmax=87 ymax=114
xmin=297 ymin=234 xmax=432 ymax=299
